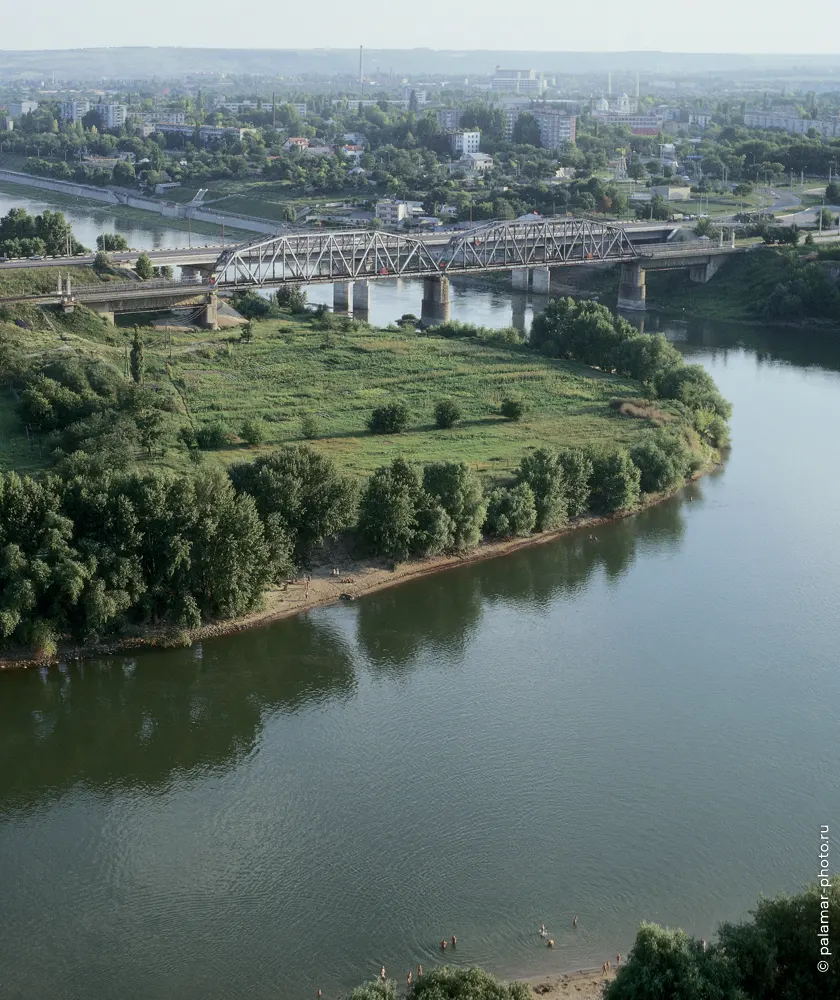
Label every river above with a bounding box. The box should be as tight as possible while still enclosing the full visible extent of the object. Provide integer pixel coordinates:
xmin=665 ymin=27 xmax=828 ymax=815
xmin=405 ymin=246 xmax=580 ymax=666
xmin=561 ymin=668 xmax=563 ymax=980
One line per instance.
xmin=0 ymin=184 xmax=231 ymax=252
xmin=1 ymin=288 xmax=839 ymax=1000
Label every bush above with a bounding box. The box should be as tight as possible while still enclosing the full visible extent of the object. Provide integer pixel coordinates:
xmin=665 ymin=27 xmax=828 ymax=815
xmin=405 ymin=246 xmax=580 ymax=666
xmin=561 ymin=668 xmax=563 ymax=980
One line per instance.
xmin=434 ymin=398 xmax=462 ymax=429
xmin=239 ymin=321 xmax=254 ymax=344
xmin=515 ymin=447 xmax=567 ymax=531
xmin=500 ymin=397 xmax=525 ymax=421
xmin=657 ymin=364 xmax=732 ymax=419
xmin=559 ymin=447 xmax=594 ymax=518
xmin=231 ymin=290 xmax=275 ymax=319
xmin=194 ymin=420 xmax=232 ymax=450
xmin=589 ymin=450 xmax=641 ymax=514
xmin=368 ymin=401 xmax=410 ymax=434
xmin=93 ymin=250 xmax=111 ymax=274
xmin=300 ymin=413 xmax=320 ymax=439
xmin=484 ymin=483 xmax=537 ymax=538
xmin=135 ymin=251 xmax=154 ymax=281
xmin=240 ymin=417 xmax=267 ymax=447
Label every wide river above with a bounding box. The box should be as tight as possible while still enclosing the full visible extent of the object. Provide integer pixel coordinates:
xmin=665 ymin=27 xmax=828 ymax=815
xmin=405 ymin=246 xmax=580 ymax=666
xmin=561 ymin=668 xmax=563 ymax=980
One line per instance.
xmin=1 ymin=279 xmax=839 ymax=1000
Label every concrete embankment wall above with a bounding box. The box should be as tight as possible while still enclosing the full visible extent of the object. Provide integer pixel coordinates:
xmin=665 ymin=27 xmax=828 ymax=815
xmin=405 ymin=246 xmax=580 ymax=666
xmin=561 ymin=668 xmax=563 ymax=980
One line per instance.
xmin=0 ymin=169 xmax=280 ymax=235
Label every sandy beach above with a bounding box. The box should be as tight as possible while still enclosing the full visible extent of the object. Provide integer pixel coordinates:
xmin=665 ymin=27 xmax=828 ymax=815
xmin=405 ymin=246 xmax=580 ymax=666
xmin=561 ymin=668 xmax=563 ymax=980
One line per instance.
xmin=520 ymin=967 xmax=616 ymax=999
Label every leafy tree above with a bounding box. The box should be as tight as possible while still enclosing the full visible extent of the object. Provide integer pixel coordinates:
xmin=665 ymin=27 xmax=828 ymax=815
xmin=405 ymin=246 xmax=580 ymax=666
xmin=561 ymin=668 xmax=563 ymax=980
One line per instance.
xmin=0 ymin=472 xmax=91 ymax=650
xmin=826 ymin=181 xmax=840 ymax=204
xmin=275 ymin=285 xmax=308 ymax=313
xmin=657 ymin=364 xmax=732 ymax=419
xmin=512 ymin=112 xmax=542 ymax=147
xmin=434 ymin=398 xmax=462 ymax=429
xmin=239 ymin=320 xmax=254 ymax=344
xmin=589 ymin=450 xmax=641 ymax=514
xmin=229 ymin=445 xmax=356 ymax=563
xmin=135 ymin=250 xmax=154 ymax=280
xmin=559 ymin=447 xmax=594 ymax=517
xmin=357 ymin=458 xmax=451 ymax=560
xmin=630 ymin=436 xmax=691 ymax=494
xmin=368 ymin=402 xmax=410 ymax=434
xmin=484 ymin=483 xmax=537 ymax=538
xmin=412 ymin=966 xmax=531 ymax=1000
xmin=605 ymin=922 xmax=739 ymax=1000
xmin=346 ymin=980 xmax=396 ymax=1000
xmin=194 ymin=420 xmax=232 ymax=450
xmin=515 ymin=448 xmax=567 ymax=531
xmin=500 ymin=397 xmax=525 ymax=421
xmin=240 ymin=416 xmax=267 ymax=447
xmin=616 ymin=333 xmax=682 ymax=389
xmin=300 ymin=413 xmax=320 ymax=439
xmin=129 ymin=328 xmax=144 ymax=384
xmin=93 ymin=250 xmax=111 ymax=274
xmin=422 ymin=462 xmax=486 ymax=551
xmin=96 ymin=233 xmax=130 ymax=252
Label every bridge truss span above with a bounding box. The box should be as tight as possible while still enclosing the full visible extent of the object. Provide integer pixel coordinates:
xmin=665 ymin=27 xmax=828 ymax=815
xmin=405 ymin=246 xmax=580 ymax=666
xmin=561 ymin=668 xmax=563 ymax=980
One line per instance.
xmin=213 ymin=230 xmax=443 ymax=287
xmin=439 ymin=218 xmax=639 ymax=272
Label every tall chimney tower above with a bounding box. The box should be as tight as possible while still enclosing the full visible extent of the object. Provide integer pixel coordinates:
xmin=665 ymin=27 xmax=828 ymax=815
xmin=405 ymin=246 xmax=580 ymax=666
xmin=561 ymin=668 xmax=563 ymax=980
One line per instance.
xmin=607 ymin=71 xmax=612 ymax=96
xmin=359 ymin=45 xmax=364 ymax=86
xmin=635 ymin=71 xmax=640 ymax=98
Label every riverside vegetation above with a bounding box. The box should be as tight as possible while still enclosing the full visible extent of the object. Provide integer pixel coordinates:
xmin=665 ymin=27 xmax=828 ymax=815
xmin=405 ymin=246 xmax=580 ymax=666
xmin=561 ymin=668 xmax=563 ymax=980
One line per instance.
xmin=0 ymin=278 xmax=730 ymax=658
xmin=344 ymin=879 xmax=838 ymax=1000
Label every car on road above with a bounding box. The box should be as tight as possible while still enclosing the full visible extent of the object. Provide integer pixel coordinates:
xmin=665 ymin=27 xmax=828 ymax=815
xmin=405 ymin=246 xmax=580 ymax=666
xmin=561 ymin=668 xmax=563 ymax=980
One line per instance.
xmin=29 ymin=254 xmax=42 ymax=260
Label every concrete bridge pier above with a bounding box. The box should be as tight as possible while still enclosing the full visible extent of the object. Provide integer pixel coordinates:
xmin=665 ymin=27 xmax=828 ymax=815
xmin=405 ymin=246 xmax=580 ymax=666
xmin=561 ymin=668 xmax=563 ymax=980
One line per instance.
xmin=511 ymin=267 xmax=530 ymax=291
xmin=617 ymin=262 xmax=647 ymax=311
xmin=201 ymin=294 xmax=218 ymax=330
xmin=532 ymin=267 xmax=551 ymax=295
xmin=511 ymin=296 xmax=527 ymax=333
xmin=96 ymin=309 xmax=115 ymax=325
xmin=334 ymin=281 xmax=353 ymax=312
xmin=689 ymin=256 xmax=724 ymax=284
xmin=181 ymin=263 xmax=215 ymax=281
xmin=421 ymin=275 xmax=450 ymax=327
xmin=352 ymin=280 xmax=370 ymax=318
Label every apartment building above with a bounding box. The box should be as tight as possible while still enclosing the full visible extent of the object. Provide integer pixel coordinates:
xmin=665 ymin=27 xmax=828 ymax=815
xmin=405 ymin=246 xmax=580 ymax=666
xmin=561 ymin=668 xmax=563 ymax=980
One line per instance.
xmin=9 ymin=100 xmax=38 ymax=119
xmin=743 ymin=112 xmax=840 ymax=137
xmin=61 ymin=100 xmax=90 ymax=122
xmin=436 ymin=108 xmax=463 ymax=131
xmin=491 ymin=68 xmax=545 ymax=95
xmin=448 ymin=130 xmax=480 ymax=155
xmin=530 ymin=110 xmax=577 ymax=149
xmin=96 ymin=103 xmax=128 ymax=129
xmin=375 ymin=200 xmax=410 ymax=226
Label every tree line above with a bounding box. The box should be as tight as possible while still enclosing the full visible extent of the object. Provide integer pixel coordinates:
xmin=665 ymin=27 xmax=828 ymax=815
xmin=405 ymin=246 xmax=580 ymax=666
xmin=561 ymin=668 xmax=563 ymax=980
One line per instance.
xmin=343 ymin=878 xmax=838 ymax=1000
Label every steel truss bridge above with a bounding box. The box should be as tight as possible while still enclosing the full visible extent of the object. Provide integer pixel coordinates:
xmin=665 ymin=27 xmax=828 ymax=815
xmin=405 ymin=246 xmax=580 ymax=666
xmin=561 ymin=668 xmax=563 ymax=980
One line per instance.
xmin=212 ymin=219 xmax=645 ymax=288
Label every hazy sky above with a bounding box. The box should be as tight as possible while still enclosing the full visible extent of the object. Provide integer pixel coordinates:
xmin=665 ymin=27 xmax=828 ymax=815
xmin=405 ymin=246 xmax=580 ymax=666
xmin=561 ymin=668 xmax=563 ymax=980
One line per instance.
xmin=5 ymin=0 xmax=840 ymax=52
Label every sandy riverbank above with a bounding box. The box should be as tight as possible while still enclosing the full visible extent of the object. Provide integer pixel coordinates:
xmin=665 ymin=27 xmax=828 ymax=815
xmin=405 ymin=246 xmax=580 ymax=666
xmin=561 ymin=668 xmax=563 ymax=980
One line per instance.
xmin=0 ymin=471 xmax=710 ymax=670
xmin=519 ymin=966 xmax=616 ymax=999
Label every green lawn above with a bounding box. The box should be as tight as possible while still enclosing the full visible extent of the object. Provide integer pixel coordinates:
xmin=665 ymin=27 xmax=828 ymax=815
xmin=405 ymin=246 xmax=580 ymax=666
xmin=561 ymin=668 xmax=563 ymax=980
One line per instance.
xmin=0 ymin=305 xmax=678 ymax=480
xmin=0 ymin=265 xmax=103 ymax=297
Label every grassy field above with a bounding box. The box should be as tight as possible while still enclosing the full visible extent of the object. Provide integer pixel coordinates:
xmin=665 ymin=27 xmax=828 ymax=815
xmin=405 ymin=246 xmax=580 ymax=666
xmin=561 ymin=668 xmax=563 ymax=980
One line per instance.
xmin=0 ymin=265 xmax=105 ymax=297
xmin=0 ymin=293 xmax=679 ymax=480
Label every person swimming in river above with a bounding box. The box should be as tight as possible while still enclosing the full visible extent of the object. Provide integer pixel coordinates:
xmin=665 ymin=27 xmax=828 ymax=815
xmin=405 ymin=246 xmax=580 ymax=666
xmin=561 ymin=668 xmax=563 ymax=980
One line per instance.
xmin=539 ymin=923 xmax=546 ymax=937
xmin=547 ymin=938 xmax=554 ymax=948
xmin=451 ymin=935 xmax=457 ymax=948
xmin=573 ymin=915 xmax=578 ymax=928
xmin=440 ymin=939 xmax=447 ymax=950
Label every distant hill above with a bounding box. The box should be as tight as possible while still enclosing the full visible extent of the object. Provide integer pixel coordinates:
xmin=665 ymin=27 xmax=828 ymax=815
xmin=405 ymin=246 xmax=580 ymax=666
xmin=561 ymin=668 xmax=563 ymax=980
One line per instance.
xmin=1 ymin=47 xmax=839 ymax=81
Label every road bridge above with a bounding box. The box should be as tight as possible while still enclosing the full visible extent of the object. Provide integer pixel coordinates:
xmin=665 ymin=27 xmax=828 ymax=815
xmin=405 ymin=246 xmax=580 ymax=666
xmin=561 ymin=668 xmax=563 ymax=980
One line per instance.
xmin=0 ymin=220 xmax=745 ymax=326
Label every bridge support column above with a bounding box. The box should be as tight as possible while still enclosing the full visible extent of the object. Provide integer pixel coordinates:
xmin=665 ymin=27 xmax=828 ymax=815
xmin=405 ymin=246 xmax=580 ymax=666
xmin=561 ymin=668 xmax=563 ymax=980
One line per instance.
xmin=511 ymin=296 xmax=527 ymax=333
xmin=689 ymin=257 xmax=724 ymax=284
xmin=201 ymin=294 xmax=219 ymax=330
xmin=421 ymin=276 xmax=450 ymax=327
xmin=352 ymin=279 xmax=370 ymax=317
xmin=617 ymin=262 xmax=646 ymax=311
xmin=532 ymin=267 xmax=551 ymax=294
xmin=511 ymin=267 xmax=530 ymax=291
xmin=96 ymin=309 xmax=115 ymax=325
xmin=334 ymin=281 xmax=353 ymax=312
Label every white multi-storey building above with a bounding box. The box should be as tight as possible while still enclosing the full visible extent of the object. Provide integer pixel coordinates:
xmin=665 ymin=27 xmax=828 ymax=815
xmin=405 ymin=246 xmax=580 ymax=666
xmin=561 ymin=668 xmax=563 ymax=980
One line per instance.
xmin=61 ymin=100 xmax=90 ymax=122
xmin=491 ymin=69 xmax=545 ymax=95
xmin=448 ymin=130 xmax=480 ymax=155
xmin=9 ymin=100 xmax=38 ymax=119
xmin=375 ymin=200 xmax=410 ymax=226
xmin=743 ymin=112 xmax=840 ymax=137
xmin=436 ymin=108 xmax=463 ymax=131
xmin=96 ymin=103 xmax=128 ymax=129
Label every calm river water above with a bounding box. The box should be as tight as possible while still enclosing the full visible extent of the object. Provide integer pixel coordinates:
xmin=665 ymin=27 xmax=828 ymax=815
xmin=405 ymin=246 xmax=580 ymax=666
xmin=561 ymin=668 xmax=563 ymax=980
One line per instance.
xmin=1 ymin=284 xmax=839 ymax=1000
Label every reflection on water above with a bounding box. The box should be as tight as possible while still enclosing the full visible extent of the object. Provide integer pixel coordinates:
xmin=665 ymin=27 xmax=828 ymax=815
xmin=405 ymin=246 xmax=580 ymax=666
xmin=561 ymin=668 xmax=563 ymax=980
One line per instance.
xmin=1 ymin=306 xmax=839 ymax=1000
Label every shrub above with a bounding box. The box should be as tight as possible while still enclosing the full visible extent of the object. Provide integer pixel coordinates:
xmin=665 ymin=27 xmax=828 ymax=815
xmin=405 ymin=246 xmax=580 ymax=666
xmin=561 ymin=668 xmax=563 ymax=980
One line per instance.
xmin=434 ymin=398 xmax=462 ymax=429
xmin=484 ymin=483 xmax=537 ymax=538
xmin=231 ymin=290 xmax=275 ymax=319
xmin=239 ymin=321 xmax=254 ymax=344
xmin=368 ymin=402 xmax=410 ymax=434
xmin=657 ymin=364 xmax=732 ymax=419
xmin=515 ymin=447 xmax=567 ymax=531
xmin=589 ymin=450 xmax=641 ymax=514
xmin=135 ymin=251 xmax=154 ymax=281
xmin=194 ymin=420 xmax=232 ymax=450
xmin=240 ymin=417 xmax=267 ymax=447
xmin=693 ymin=408 xmax=731 ymax=449
xmin=500 ymin=397 xmax=525 ymax=421
xmin=93 ymin=250 xmax=111 ymax=274
xmin=559 ymin=447 xmax=594 ymax=518
xmin=422 ymin=462 xmax=486 ymax=551
xmin=300 ymin=413 xmax=320 ymax=439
